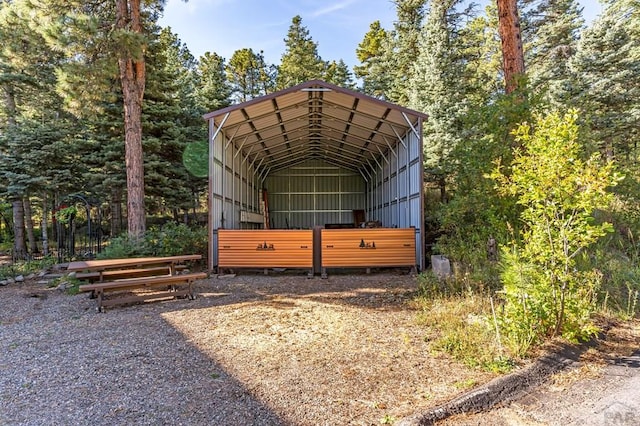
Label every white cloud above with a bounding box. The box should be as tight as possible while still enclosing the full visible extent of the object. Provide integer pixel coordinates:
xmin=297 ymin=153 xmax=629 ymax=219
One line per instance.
xmin=310 ymin=0 xmax=357 ymax=18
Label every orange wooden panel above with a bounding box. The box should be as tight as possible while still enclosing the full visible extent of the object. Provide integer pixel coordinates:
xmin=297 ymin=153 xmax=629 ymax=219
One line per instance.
xmin=321 ymin=228 xmax=416 ymax=268
xmin=218 ymin=230 xmax=313 ymax=268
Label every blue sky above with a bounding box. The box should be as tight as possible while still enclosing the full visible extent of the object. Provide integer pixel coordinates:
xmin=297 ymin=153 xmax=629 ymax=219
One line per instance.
xmin=158 ymin=0 xmax=604 ymax=69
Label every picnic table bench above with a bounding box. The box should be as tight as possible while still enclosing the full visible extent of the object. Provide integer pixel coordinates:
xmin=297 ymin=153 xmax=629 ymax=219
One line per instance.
xmin=67 ymin=255 xmax=206 ymax=312
xmin=74 ymin=265 xmax=187 ymax=282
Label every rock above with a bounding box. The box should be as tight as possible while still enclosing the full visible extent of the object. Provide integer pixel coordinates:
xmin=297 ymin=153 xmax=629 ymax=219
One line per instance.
xmin=26 ymin=273 xmax=35 ymax=280
xmin=217 ymin=274 xmax=236 ymax=279
xmin=7 ymin=278 xmax=15 ymax=285
xmin=38 ymin=271 xmax=47 ymax=277
xmin=0 ymin=280 xmax=8 ymax=286
xmin=37 ymin=280 xmax=50 ymax=286
xmin=15 ymin=275 xmax=25 ymax=282
xmin=56 ymin=281 xmax=69 ymax=291
xmin=67 ymin=271 xmax=77 ymax=279
xmin=44 ymin=273 xmax=63 ymax=279
xmin=431 ymin=255 xmax=452 ymax=279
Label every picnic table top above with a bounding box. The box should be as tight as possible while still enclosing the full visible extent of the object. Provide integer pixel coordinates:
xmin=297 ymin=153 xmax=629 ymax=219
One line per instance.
xmin=67 ymin=255 xmax=202 ymax=272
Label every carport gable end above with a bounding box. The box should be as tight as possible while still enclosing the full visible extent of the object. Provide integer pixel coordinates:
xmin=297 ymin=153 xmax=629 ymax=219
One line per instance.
xmin=203 ymin=79 xmax=427 ymax=274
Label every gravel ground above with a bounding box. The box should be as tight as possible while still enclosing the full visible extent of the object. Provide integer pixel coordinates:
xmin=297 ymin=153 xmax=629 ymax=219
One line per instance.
xmin=0 ymin=269 xmax=497 ymax=426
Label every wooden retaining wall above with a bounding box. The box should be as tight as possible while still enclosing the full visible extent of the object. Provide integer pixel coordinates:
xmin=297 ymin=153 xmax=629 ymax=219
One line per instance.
xmin=218 ymin=229 xmax=313 ymax=272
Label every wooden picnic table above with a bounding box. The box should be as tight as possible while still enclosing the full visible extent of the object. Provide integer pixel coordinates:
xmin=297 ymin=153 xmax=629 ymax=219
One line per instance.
xmin=67 ymin=254 xmax=202 ymax=281
xmin=67 ymin=255 xmax=205 ymax=312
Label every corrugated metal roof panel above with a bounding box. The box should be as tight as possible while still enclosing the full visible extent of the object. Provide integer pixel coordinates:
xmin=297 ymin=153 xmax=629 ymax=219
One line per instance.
xmin=204 ymin=80 xmax=426 ymax=178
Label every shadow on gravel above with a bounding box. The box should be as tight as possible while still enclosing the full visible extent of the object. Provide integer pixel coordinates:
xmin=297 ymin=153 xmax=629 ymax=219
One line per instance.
xmin=0 ymin=282 xmax=287 ymax=426
xmin=185 ymin=268 xmax=419 ymax=314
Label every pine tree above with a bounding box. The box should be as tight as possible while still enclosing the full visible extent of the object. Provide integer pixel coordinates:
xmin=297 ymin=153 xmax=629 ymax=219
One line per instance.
xmin=354 ymin=20 xmax=393 ymax=98
xmin=144 ymin=27 xmax=206 ymax=220
xmin=255 ymin=50 xmax=278 ymax=96
xmin=114 ymin=0 xmax=150 ymax=238
xmin=569 ymin=0 xmax=640 ymax=162
xmin=196 ymin=52 xmax=232 ymax=112
xmin=388 ymin=0 xmax=427 ymax=104
xmin=409 ymin=0 xmax=468 ymax=201
xmin=31 ymin=0 xmax=166 ymax=238
xmin=277 ymin=15 xmax=325 ymax=89
xmin=0 ymin=0 xmax=78 ymax=258
xmin=323 ymin=59 xmax=355 ymax=88
xmin=525 ymin=0 xmax=584 ymax=107
xmin=227 ymin=48 xmax=266 ymax=102
xmin=497 ymin=0 xmax=526 ymax=93
xmin=458 ymin=4 xmax=504 ymax=103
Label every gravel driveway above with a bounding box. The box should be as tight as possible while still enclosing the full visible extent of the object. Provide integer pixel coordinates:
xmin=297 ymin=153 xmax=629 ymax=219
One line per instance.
xmin=0 ymin=270 xmax=496 ymax=426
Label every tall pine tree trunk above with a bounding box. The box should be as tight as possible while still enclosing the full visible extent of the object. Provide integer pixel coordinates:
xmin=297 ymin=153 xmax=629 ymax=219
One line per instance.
xmin=41 ymin=193 xmax=49 ymax=256
xmin=116 ymin=0 xmax=146 ymax=239
xmin=12 ymin=199 xmax=26 ymax=261
xmin=3 ymin=85 xmax=27 ymax=260
xmin=496 ymin=0 xmax=525 ymax=94
xmin=110 ymin=188 xmax=123 ymax=237
xmin=23 ymin=197 xmax=37 ymax=255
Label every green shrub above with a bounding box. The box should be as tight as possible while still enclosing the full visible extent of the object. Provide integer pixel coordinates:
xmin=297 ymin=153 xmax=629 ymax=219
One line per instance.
xmin=0 ymin=256 xmax=57 ymax=280
xmin=490 ymin=110 xmax=620 ymax=354
xmin=98 ymin=222 xmax=207 ymax=259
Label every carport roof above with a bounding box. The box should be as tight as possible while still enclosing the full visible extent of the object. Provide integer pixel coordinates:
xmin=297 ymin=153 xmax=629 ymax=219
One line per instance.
xmin=203 ymin=79 xmax=427 ymax=174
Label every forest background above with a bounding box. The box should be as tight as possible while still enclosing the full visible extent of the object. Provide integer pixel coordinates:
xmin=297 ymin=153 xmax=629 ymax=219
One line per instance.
xmin=0 ymin=0 xmax=638 ymax=353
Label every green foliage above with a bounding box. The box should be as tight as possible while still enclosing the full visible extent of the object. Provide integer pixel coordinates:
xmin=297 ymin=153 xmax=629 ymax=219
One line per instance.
xmin=0 ymin=256 xmax=56 ymax=280
xmin=524 ymin=0 xmax=584 ymax=108
xmin=98 ymin=222 xmax=206 ymax=259
xmin=277 ymin=15 xmax=325 ymax=89
xmin=196 ymin=51 xmax=232 ymax=112
xmin=54 ymin=206 xmax=77 ymax=224
xmin=409 ymin=0 xmax=468 ymax=191
xmin=323 ymin=59 xmax=355 ymax=88
xmin=227 ymin=48 xmax=276 ymax=102
xmin=434 ymin=91 xmax=535 ymax=275
xmin=354 ymin=20 xmax=393 ymax=98
xmin=491 ymin=110 xmax=622 ymax=354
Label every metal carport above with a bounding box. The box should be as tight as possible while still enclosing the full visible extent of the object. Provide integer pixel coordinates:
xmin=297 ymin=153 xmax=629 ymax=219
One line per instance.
xmin=203 ymin=79 xmax=427 ymax=274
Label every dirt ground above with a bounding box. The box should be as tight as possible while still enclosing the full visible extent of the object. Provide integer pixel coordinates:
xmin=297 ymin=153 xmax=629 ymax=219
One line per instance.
xmin=1 ymin=268 xmax=498 ymax=425
xmin=2 ymin=267 xmax=638 ymax=425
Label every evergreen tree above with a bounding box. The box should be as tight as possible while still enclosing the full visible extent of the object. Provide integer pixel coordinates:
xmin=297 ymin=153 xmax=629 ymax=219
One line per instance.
xmin=227 ymin=48 xmax=266 ymax=102
xmin=81 ymin=84 xmax=128 ymax=236
xmin=497 ymin=0 xmax=526 ymax=93
xmin=114 ymin=0 xmax=153 ymax=238
xmin=31 ymin=0 xmax=166 ymax=238
xmin=144 ymin=27 xmax=205 ymax=220
xmin=323 ymin=59 xmax=355 ymax=89
xmin=458 ymin=4 xmax=504 ymax=103
xmin=409 ymin=0 xmax=468 ymax=201
xmin=387 ymin=0 xmax=427 ymax=104
xmin=569 ymin=0 xmax=640 ymax=162
xmin=0 ymin=0 xmax=77 ymax=258
xmin=525 ymin=0 xmax=584 ymax=107
xmin=196 ymin=52 xmax=232 ymax=112
xmin=354 ymin=20 xmax=393 ymax=98
xmin=255 ymin=50 xmax=278 ymax=96
xmin=277 ymin=15 xmax=324 ymax=89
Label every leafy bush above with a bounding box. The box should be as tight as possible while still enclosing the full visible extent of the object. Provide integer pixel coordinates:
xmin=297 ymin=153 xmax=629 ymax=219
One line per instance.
xmin=491 ymin=110 xmax=621 ymax=354
xmin=99 ymin=222 xmax=207 ymax=259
